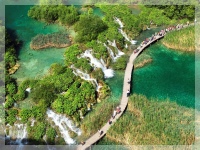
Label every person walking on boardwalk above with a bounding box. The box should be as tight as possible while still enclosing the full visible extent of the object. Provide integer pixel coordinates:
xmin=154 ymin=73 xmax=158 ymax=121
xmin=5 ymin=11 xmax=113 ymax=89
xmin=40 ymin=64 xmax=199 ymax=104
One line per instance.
xmin=112 ymin=110 xmax=117 ymax=119
xmin=116 ymin=106 xmax=121 ymax=114
xmin=98 ymin=130 xmax=103 ymax=136
xmin=128 ymin=78 xmax=130 ymax=84
xmin=127 ymin=89 xmax=130 ymax=97
xmin=108 ymin=119 xmax=112 ymax=125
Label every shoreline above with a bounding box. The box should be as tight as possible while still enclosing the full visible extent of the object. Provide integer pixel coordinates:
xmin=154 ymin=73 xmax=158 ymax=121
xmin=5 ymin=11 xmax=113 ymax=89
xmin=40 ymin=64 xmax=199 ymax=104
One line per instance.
xmin=162 ymin=41 xmax=195 ymax=52
xmin=8 ymin=62 xmax=20 ymax=75
xmin=134 ymin=58 xmax=152 ymax=69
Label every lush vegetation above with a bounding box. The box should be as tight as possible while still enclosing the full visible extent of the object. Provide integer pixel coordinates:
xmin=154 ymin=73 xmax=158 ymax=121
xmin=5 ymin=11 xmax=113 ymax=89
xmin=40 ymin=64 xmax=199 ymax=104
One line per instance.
xmin=162 ymin=26 xmax=195 ymax=51
xmin=64 ymin=44 xmax=93 ymax=74
xmin=78 ymin=99 xmax=119 ymax=141
xmin=112 ymin=55 xmax=129 ymax=70
xmin=106 ymin=94 xmax=195 ymax=145
xmin=5 ymin=29 xmax=20 ymax=71
xmin=30 ymin=32 xmax=71 ymax=50
xmin=74 ymin=15 xmax=107 ymax=43
xmin=28 ymin=5 xmax=79 ymax=26
xmin=147 ymin=5 xmax=195 ymax=21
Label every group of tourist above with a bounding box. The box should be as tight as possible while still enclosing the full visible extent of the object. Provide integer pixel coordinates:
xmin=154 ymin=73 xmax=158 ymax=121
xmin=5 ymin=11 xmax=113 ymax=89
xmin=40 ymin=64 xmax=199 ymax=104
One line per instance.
xmin=133 ymin=21 xmax=192 ymax=54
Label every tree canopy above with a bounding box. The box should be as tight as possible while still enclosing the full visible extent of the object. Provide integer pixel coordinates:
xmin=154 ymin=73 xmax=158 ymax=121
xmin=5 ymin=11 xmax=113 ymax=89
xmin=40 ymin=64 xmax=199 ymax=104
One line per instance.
xmin=28 ymin=5 xmax=79 ymax=25
xmin=74 ymin=15 xmax=107 ymax=42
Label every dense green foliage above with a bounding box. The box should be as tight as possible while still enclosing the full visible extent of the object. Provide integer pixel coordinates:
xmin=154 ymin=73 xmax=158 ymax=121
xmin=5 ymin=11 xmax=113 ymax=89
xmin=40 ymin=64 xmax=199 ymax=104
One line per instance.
xmin=5 ymin=30 xmax=19 ymax=111
xmin=30 ymin=32 xmax=71 ymax=50
xmin=79 ymin=99 xmax=119 ymax=141
xmin=112 ymin=55 xmax=129 ymax=70
xmin=5 ymin=30 xmax=19 ymax=70
xmin=19 ymin=108 xmax=32 ymax=123
xmin=27 ymin=121 xmax=46 ymax=142
xmin=74 ymin=15 xmax=107 ymax=42
xmin=147 ymin=5 xmax=195 ymax=20
xmin=28 ymin=5 xmax=79 ymax=25
xmin=86 ymin=40 xmax=108 ymax=60
xmin=107 ymin=94 xmax=195 ymax=145
xmin=91 ymin=68 xmax=104 ymax=81
xmin=138 ymin=6 xmax=171 ymax=27
xmin=46 ymin=126 xmax=57 ymax=144
xmin=65 ymin=44 xmax=92 ymax=73
xmin=162 ymin=26 xmax=195 ymax=51
xmin=5 ymin=108 xmax=18 ymax=125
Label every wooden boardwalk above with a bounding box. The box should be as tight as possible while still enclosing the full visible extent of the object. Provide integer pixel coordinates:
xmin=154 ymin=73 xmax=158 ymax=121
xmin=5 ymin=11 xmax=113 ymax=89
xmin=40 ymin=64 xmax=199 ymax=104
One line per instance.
xmin=76 ymin=23 xmax=194 ymax=150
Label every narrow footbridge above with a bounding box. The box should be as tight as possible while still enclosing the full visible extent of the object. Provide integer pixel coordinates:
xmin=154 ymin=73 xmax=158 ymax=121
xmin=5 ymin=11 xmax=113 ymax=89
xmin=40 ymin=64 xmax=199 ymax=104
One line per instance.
xmin=76 ymin=23 xmax=193 ymax=150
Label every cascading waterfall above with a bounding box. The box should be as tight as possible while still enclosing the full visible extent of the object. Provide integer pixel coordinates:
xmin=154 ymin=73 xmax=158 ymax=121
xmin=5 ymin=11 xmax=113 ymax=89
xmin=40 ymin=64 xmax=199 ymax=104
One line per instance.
xmin=6 ymin=123 xmax=28 ymax=146
xmin=114 ymin=17 xmax=137 ymax=45
xmin=107 ymin=40 xmax=124 ymax=60
xmin=46 ymin=109 xmax=81 ymax=145
xmin=71 ymin=65 xmax=100 ymax=91
xmin=81 ymin=49 xmax=114 ymax=78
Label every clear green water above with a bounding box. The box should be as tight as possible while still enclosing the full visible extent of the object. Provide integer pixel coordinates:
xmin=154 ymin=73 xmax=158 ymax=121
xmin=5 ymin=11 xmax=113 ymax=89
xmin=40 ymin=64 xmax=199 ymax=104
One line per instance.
xmin=105 ymin=71 xmax=124 ymax=102
xmin=93 ymin=7 xmax=104 ymax=18
xmin=132 ymin=43 xmax=195 ymax=109
xmin=5 ymin=5 xmax=67 ymax=81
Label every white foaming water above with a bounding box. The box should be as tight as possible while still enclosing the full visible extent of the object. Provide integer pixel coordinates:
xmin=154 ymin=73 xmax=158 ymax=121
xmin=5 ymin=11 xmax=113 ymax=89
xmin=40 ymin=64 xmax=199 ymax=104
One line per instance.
xmin=114 ymin=17 xmax=124 ymax=28
xmin=119 ymin=29 xmax=137 ymax=45
xmin=107 ymin=40 xmax=124 ymax=56
xmin=81 ymin=50 xmax=114 ymax=78
xmin=6 ymin=123 xmax=28 ymax=146
xmin=71 ymin=66 xmax=100 ymax=91
xmin=46 ymin=109 xmax=81 ymax=145
xmin=125 ymin=43 xmax=128 ymax=49
xmin=114 ymin=17 xmax=137 ymax=45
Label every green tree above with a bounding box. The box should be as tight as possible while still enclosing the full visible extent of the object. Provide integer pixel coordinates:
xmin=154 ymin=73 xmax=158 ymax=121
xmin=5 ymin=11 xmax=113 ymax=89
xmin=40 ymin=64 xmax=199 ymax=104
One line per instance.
xmin=112 ymin=55 xmax=129 ymax=70
xmin=74 ymin=15 xmax=107 ymax=42
xmin=19 ymin=109 xmax=32 ymax=123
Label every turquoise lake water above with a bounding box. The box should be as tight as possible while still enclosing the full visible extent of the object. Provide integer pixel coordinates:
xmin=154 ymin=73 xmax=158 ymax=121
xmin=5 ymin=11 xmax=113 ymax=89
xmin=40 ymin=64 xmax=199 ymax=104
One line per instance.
xmin=5 ymin=5 xmax=67 ymax=81
xmin=5 ymin=5 xmax=196 ymax=109
xmin=132 ymin=43 xmax=195 ymax=109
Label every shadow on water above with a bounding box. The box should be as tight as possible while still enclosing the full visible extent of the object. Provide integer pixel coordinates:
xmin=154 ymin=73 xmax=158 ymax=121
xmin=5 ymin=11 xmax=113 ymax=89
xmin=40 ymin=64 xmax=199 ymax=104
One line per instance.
xmin=6 ymin=28 xmax=23 ymax=56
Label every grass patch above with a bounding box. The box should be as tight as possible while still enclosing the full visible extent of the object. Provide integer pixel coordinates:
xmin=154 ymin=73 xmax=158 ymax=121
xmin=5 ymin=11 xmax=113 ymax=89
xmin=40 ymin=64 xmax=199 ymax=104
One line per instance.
xmin=77 ymin=99 xmax=119 ymax=142
xmin=106 ymin=94 xmax=195 ymax=145
xmin=162 ymin=26 xmax=195 ymax=51
xmin=134 ymin=53 xmax=152 ymax=69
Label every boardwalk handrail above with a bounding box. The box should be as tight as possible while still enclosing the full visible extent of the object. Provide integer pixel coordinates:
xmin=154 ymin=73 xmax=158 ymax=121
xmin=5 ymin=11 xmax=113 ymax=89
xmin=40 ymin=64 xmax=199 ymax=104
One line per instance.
xmin=76 ymin=23 xmax=194 ymax=150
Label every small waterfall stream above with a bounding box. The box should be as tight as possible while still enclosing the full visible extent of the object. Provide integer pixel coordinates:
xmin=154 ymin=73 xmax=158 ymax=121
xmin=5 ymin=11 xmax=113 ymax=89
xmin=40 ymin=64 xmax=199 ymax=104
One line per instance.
xmin=71 ymin=65 xmax=100 ymax=91
xmin=81 ymin=49 xmax=114 ymax=78
xmin=46 ymin=109 xmax=81 ymax=145
xmin=106 ymin=40 xmax=124 ymax=61
xmin=114 ymin=17 xmax=137 ymax=45
xmin=6 ymin=123 xmax=28 ymax=146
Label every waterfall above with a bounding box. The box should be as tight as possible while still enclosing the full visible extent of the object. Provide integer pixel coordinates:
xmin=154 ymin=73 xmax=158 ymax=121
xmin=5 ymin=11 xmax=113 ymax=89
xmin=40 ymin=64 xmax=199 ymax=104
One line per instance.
xmin=114 ymin=17 xmax=137 ymax=45
xmin=81 ymin=49 xmax=114 ymax=78
xmin=107 ymin=40 xmax=124 ymax=56
xmin=119 ymin=29 xmax=137 ymax=45
xmin=114 ymin=17 xmax=124 ymax=28
xmin=104 ymin=43 xmax=115 ymax=60
xmin=6 ymin=123 xmax=28 ymax=146
xmin=125 ymin=43 xmax=128 ymax=49
xmin=71 ymin=66 xmax=100 ymax=91
xmin=46 ymin=109 xmax=81 ymax=145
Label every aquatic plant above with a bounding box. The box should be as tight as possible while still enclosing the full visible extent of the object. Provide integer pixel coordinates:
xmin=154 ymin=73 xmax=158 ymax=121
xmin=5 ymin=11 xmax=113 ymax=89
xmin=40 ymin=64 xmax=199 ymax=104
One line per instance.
xmin=106 ymin=94 xmax=195 ymax=145
xmin=162 ymin=26 xmax=195 ymax=51
xmin=30 ymin=32 xmax=71 ymax=50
